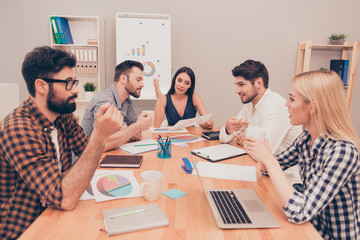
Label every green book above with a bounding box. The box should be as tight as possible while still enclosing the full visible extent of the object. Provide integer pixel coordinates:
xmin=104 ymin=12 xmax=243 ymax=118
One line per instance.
xmin=50 ymin=17 xmax=61 ymax=44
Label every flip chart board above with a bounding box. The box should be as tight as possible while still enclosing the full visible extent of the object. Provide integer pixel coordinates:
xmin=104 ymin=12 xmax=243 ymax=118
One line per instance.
xmin=116 ymin=12 xmax=171 ymax=99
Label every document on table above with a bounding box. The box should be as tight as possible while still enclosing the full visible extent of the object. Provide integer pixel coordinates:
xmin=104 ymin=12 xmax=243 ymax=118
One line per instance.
xmin=168 ymin=113 xmax=213 ymax=130
xmin=193 ymin=161 xmax=257 ymax=182
xmin=191 ymin=144 xmax=246 ymax=162
xmin=118 ymin=139 xmax=158 ymax=155
xmin=150 ymin=127 xmax=188 ymax=133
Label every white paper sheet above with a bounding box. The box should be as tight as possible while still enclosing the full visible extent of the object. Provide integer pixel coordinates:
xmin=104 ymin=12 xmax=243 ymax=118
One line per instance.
xmin=150 ymin=127 xmax=188 ymax=133
xmin=118 ymin=139 xmax=158 ymax=155
xmin=193 ymin=161 xmax=257 ymax=182
xmin=169 ymin=113 xmax=213 ymax=130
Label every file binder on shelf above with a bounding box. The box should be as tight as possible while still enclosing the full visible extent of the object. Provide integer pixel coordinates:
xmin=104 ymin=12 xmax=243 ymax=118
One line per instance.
xmin=74 ymin=47 xmax=80 ymax=73
xmin=50 ymin=17 xmax=61 ymax=44
xmin=91 ymin=47 xmax=98 ymax=73
xmin=55 ymin=17 xmax=67 ymax=44
xmin=79 ymin=47 xmax=84 ymax=73
xmin=72 ymin=46 xmax=98 ymax=74
xmin=342 ymin=60 xmax=349 ymax=86
xmin=330 ymin=59 xmax=349 ymax=86
xmin=55 ymin=17 xmax=74 ymax=44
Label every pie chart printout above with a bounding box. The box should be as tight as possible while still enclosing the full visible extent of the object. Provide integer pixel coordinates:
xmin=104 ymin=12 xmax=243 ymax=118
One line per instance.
xmin=96 ymin=174 xmax=132 ymax=197
xmin=172 ymin=135 xmax=200 ymax=144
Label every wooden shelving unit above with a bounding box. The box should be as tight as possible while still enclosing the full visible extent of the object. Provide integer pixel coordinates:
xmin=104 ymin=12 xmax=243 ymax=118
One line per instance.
xmin=296 ymin=40 xmax=360 ymax=111
xmin=49 ymin=15 xmax=105 ymax=122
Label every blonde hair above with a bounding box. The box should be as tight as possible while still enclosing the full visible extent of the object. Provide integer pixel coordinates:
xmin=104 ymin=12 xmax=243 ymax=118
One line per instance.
xmin=292 ymin=70 xmax=360 ymax=150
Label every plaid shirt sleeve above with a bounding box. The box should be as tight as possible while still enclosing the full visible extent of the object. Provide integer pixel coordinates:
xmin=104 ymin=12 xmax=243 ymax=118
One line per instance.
xmin=3 ymin=117 xmax=64 ymax=208
xmin=283 ymin=141 xmax=360 ymax=224
xmin=60 ymin=113 xmax=88 ymax=158
xmin=258 ymin=130 xmax=306 ymax=177
xmin=275 ymin=130 xmax=307 ymax=171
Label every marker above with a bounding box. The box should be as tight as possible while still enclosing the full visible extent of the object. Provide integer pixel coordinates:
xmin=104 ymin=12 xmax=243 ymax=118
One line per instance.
xmin=134 ymin=143 xmax=157 ymax=147
xmin=110 ymin=209 xmax=147 ymax=219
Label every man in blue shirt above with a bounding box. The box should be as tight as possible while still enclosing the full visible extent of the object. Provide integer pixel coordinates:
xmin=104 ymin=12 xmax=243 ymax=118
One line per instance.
xmin=82 ymin=60 xmax=152 ymax=151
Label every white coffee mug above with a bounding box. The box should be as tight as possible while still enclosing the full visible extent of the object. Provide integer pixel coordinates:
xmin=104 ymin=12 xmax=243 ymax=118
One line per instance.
xmin=140 ymin=170 xmax=163 ymax=201
xmin=246 ymin=126 xmax=266 ymax=142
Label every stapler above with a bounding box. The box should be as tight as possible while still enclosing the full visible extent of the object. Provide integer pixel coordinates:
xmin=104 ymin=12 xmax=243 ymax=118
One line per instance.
xmin=181 ymin=157 xmax=193 ymax=174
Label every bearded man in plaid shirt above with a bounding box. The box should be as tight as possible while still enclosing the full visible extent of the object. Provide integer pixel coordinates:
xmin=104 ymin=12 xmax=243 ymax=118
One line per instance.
xmin=0 ymin=46 xmax=123 ymax=239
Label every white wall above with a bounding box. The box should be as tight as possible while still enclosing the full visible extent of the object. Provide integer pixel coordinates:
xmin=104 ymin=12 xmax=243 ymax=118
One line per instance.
xmin=0 ymin=83 xmax=20 ymax=120
xmin=1 ymin=0 xmax=360 ymax=133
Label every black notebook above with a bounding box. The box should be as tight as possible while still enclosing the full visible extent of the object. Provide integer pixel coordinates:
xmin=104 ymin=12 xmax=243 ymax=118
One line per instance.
xmin=100 ymin=155 xmax=143 ymax=168
xmin=202 ymin=131 xmax=220 ymax=140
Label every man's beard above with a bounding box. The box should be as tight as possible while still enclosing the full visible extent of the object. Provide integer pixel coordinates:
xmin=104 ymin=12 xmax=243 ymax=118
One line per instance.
xmin=125 ymin=84 xmax=141 ymax=98
xmin=47 ymin=86 xmax=77 ymax=114
xmin=241 ymin=85 xmax=258 ymax=104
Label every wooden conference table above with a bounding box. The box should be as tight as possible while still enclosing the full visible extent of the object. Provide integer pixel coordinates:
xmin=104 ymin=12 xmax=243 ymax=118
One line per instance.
xmin=19 ymin=127 xmax=322 ymax=240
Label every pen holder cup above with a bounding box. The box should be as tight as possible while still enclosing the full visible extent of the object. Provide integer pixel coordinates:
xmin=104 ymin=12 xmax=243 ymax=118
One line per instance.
xmin=157 ymin=140 xmax=172 ymax=159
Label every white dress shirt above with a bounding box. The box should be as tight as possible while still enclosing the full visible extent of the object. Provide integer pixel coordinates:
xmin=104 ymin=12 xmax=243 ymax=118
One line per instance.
xmin=220 ymin=89 xmax=303 ymax=183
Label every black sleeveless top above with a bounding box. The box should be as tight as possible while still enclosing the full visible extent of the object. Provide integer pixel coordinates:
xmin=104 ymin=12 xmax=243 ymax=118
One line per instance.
xmin=165 ymin=94 xmax=197 ymax=126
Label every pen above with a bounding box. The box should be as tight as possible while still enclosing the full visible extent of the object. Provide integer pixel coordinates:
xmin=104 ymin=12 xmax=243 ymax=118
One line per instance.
xmin=134 ymin=143 xmax=158 ymax=147
xmin=157 ymin=135 xmax=163 ymax=142
xmin=110 ymin=208 xmax=147 ymax=219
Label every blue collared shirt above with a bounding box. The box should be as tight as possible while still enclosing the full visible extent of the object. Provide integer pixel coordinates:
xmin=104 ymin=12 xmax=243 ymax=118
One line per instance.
xmin=81 ymin=84 xmax=137 ymax=136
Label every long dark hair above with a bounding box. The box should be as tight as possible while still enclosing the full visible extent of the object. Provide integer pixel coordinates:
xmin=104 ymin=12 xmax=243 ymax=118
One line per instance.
xmin=167 ymin=66 xmax=195 ymax=96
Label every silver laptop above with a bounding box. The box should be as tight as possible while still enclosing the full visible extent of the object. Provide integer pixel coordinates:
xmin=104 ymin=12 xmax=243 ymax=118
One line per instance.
xmin=186 ymin=145 xmax=280 ymax=229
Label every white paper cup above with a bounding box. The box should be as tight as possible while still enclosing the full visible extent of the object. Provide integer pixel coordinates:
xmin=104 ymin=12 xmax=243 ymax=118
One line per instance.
xmin=140 ymin=170 xmax=163 ymax=201
xmin=246 ymin=126 xmax=266 ymax=142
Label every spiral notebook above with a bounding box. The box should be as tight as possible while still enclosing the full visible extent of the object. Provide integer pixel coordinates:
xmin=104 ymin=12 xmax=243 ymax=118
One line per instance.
xmin=191 ymin=144 xmax=246 ymax=162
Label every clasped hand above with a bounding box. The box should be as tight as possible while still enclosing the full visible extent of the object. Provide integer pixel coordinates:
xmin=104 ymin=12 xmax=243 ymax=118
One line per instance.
xmin=94 ymin=103 xmax=123 ymax=139
xmin=136 ymin=112 xmax=153 ymax=131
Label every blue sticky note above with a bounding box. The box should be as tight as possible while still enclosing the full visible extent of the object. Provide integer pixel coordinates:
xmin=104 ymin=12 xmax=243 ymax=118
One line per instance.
xmin=162 ymin=188 xmax=186 ymax=199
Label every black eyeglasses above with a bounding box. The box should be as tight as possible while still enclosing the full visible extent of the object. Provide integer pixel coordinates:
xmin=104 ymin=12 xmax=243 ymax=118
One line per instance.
xmin=42 ymin=78 xmax=79 ymax=90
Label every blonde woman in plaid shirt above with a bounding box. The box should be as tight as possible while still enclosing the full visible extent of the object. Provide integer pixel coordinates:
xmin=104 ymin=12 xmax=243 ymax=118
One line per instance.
xmin=245 ymin=71 xmax=360 ymax=239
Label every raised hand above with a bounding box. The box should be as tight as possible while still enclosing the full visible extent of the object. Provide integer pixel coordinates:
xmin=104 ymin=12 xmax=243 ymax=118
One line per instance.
xmin=153 ymin=78 xmax=162 ymax=98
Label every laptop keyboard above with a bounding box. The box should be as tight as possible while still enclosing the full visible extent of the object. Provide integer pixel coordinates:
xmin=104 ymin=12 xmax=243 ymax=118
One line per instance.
xmin=209 ymin=190 xmax=252 ymax=224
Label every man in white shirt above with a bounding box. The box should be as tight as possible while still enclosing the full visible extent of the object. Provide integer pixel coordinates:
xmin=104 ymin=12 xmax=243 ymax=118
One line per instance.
xmin=220 ymin=60 xmax=302 ymax=185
